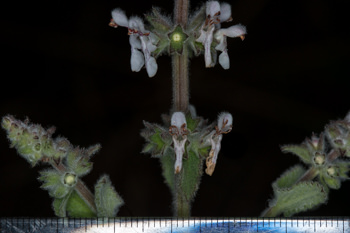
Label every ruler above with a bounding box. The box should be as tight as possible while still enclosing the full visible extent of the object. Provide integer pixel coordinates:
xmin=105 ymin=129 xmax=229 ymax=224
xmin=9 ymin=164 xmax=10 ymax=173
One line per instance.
xmin=1 ymin=217 xmax=349 ymax=233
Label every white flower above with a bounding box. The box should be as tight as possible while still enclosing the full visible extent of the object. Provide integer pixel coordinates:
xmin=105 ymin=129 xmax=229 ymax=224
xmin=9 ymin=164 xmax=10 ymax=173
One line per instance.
xmin=196 ymin=1 xmax=246 ymax=69
xmin=195 ymin=1 xmax=220 ymax=68
xmin=110 ymin=9 xmax=158 ymax=77
xmin=169 ymin=112 xmax=188 ymax=174
xmin=214 ymin=24 xmax=246 ymax=69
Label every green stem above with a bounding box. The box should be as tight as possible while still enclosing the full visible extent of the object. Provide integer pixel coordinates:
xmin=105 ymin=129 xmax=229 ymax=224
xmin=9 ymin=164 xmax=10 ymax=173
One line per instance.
xmin=174 ymin=175 xmax=191 ymax=217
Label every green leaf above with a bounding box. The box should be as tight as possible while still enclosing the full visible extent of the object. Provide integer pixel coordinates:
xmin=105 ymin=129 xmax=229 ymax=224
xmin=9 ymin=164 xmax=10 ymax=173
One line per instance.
xmin=187 ymin=5 xmax=205 ymax=32
xmin=65 ymin=149 xmax=93 ymax=177
xmin=150 ymin=129 xmax=166 ymax=151
xmin=145 ymin=7 xmax=172 ymax=33
xmin=335 ymin=161 xmax=350 ymax=179
xmin=95 ymin=175 xmax=124 ymax=217
xmin=319 ymin=173 xmax=341 ymax=190
xmin=38 ymin=169 xmax=70 ymax=198
xmin=281 ymin=144 xmax=313 ymax=165
xmin=53 ymin=198 xmax=66 ymax=217
xmin=271 ymin=182 xmax=328 ymax=217
xmin=179 ymin=150 xmax=203 ymax=202
xmin=198 ymin=146 xmax=210 ymax=157
xmin=160 ymin=149 xmax=175 ymax=194
xmin=53 ymin=191 xmax=73 ymax=217
xmin=152 ymin=38 xmax=169 ymax=58
xmin=273 ymin=165 xmax=306 ymax=190
xmin=65 ymin=190 xmax=96 ymax=217
xmin=142 ymin=143 xmax=155 ymax=154
xmin=186 ymin=114 xmax=200 ymax=132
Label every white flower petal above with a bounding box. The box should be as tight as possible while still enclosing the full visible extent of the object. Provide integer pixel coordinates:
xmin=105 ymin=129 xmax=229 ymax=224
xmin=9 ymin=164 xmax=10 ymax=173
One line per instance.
xmin=145 ymin=56 xmax=158 ymax=77
xmin=149 ymin=33 xmax=160 ymax=45
xmin=171 ymin=112 xmax=187 ymax=129
xmin=195 ymin=29 xmax=207 ymax=44
xmin=204 ymin=26 xmax=215 ymax=67
xmin=221 ymin=24 xmax=247 ymax=38
xmin=146 ymin=39 xmax=157 ymax=53
xmin=129 ymin=35 xmax=141 ymax=49
xmin=111 ymin=8 xmax=129 ymax=27
xmin=217 ymin=112 xmax=233 ymax=131
xmin=173 ymin=137 xmax=187 ymax=174
xmin=128 ymin=16 xmax=146 ymax=33
xmin=219 ymin=2 xmax=232 ymax=22
xmin=218 ymin=50 xmax=230 ymax=69
xmin=130 ymin=49 xmax=144 ymax=72
xmin=206 ymin=1 xmax=220 ymax=17
xmin=214 ymin=31 xmax=226 ymax=51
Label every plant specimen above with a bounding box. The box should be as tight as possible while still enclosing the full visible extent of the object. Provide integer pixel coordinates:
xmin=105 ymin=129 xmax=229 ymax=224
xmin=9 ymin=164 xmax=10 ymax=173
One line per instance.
xmin=2 ymin=0 xmax=349 ymax=219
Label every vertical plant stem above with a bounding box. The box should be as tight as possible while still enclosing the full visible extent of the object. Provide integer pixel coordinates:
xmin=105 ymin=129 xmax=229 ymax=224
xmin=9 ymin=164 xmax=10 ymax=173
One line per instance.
xmin=173 ymin=0 xmax=189 ymax=112
xmin=175 ymin=0 xmax=189 ymax=27
xmin=172 ymin=0 xmax=190 ymax=217
xmin=172 ymin=50 xmax=189 ymax=112
xmin=174 ymin=175 xmax=191 ymax=217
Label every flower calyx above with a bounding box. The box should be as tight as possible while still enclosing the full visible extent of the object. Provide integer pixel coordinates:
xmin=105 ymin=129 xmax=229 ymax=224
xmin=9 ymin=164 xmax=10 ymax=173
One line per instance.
xmin=168 ymin=25 xmax=189 ymax=55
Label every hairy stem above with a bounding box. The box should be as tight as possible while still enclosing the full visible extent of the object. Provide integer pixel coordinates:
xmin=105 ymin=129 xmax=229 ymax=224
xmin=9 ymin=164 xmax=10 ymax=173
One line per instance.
xmin=172 ymin=0 xmax=190 ymax=217
xmin=172 ymin=0 xmax=190 ymax=112
xmin=175 ymin=0 xmax=189 ymax=27
xmin=172 ymin=50 xmax=189 ymax=112
xmin=51 ymin=161 xmax=97 ymax=215
xmin=175 ymin=186 xmax=191 ymax=218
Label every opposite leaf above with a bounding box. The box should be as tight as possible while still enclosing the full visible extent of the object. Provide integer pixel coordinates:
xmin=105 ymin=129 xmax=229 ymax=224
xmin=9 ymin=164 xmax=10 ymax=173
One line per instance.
xmin=38 ymin=169 xmax=70 ymax=199
xmin=269 ymin=181 xmax=328 ymax=217
xmin=95 ymin=175 xmax=124 ymax=217
xmin=273 ymin=165 xmax=306 ymax=190
xmin=53 ymin=191 xmax=72 ymax=217
xmin=281 ymin=144 xmax=313 ymax=165
xmin=65 ymin=190 xmax=97 ymax=218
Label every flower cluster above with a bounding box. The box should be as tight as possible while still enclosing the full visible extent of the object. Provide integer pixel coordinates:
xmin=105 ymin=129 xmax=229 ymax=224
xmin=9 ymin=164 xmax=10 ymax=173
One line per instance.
xmin=196 ymin=1 xmax=246 ymax=69
xmin=109 ymin=1 xmax=246 ymax=77
xmin=281 ymin=112 xmax=350 ymax=191
xmin=168 ymin=111 xmax=233 ymax=175
xmin=110 ymin=9 xmax=158 ymax=77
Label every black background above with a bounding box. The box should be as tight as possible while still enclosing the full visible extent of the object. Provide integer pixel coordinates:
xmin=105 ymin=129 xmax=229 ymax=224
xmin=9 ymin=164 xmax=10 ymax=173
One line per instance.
xmin=1 ymin=0 xmax=350 ymax=217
